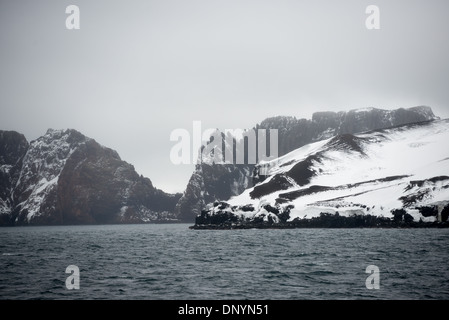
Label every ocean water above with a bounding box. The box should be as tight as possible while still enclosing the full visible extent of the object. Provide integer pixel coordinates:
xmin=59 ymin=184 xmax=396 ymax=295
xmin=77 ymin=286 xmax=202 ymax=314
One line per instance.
xmin=0 ymin=224 xmax=448 ymax=300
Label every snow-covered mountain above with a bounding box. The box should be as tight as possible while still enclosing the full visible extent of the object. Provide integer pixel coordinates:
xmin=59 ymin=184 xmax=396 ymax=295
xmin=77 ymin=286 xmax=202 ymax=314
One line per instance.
xmin=178 ymin=106 xmax=440 ymax=222
xmin=0 ymin=129 xmax=181 ymax=225
xmin=1 ymin=106 xmax=442 ymax=226
xmin=192 ymin=118 xmax=449 ymax=228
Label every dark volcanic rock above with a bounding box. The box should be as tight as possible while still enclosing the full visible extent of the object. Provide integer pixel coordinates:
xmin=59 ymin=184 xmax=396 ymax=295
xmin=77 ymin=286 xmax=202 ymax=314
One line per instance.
xmin=190 ymin=210 xmax=449 ymax=230
xmin=0 ymin=131 xmax=29 ymax=224
xmin=175 ymin=162 xmax=251 ymax=222
xmin=0 ymin=131 xmax=29 ymax=165
xmin=56 ymin=137 xmax=180 ymax=224
xmin=250 ymin=174 xmax=292 ymax=199
xmin=417 ymin=206 xmax=439 ymax=218
xmin=190 ymin=118 xmax=449 ymax=230
xmin=0 ymin=129 xmax=181 ymax=225
xmin=442 ymin=205 xmax=449 ymax=222
xmin=179 ymin=106 xmax=439 ymax=222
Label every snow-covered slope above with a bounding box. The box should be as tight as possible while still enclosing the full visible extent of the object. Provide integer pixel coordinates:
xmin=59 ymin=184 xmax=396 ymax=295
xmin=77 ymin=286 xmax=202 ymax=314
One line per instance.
xmin=193 ymin=119 xmax=449 ymax=227
xmin=179 ymin=106 xmax=439 ymax=222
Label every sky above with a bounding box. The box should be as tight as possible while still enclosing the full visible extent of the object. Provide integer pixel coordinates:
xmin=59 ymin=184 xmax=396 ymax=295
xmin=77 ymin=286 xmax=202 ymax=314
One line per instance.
xmin=1 ymin=0 xmax=448 ymax=193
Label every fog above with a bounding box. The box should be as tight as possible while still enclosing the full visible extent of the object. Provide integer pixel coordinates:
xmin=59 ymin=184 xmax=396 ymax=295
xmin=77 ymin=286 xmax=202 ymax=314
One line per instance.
xmin=1 ymin=0 xmax=448 ymax=192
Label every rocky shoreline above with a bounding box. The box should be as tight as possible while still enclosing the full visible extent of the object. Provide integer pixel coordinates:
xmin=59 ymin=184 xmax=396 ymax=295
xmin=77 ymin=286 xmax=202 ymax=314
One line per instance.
xmin=189 ymin=211 xmax=449 ymax=230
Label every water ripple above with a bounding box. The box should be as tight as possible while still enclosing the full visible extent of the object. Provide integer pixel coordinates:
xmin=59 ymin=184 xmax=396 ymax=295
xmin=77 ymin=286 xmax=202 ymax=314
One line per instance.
xmin=0 ymin=225 xmax=448 ymax=299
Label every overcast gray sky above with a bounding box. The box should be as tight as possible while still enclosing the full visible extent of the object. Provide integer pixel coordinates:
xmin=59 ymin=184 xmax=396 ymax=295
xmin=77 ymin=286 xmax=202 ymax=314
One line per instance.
xmin=1 ymin=0 xmax=448 ymax=193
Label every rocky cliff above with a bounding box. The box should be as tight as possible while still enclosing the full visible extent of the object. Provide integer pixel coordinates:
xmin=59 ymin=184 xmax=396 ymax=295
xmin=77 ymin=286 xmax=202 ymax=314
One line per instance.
xmin=0 ymin=130 xmax=29 ymax=221
xmin=192 ymin=119 xmax=449 ymax=229
xmin=0 ymin=129 xmax=181 ymax=225
xmin=177 ymin=106 xmax=439 ymax=222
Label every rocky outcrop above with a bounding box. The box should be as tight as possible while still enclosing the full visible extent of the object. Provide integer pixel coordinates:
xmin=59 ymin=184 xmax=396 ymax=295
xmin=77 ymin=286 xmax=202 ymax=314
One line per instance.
xmin=175 ymin=163 xmax=251 ymax=222
xmin=0 ymin=129 xmax=181 ymax=225
xmin=258 ymin=106 xmax=438 ymax=160
xmin=0 ymin=131 xmax=29 ymax=224
xmin=190 ymin=118 xmax=449 ymax=229
xmin=178 ymin=106 xmax=439 ymax=222
xmin=191 ymin=210 xmax=449 ymax=229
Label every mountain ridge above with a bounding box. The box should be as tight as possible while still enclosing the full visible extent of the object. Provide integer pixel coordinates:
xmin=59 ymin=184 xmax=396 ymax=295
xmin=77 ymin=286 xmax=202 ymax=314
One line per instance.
xmin=0 ymin=128 xmax=181 ymax=225
xmin=177 ymin=106 xmax=440 ymax=222
xmin=0 ymin=106 xmax=442 ymax=226
xmin=192 ymin=118 xmax=449 ymax=229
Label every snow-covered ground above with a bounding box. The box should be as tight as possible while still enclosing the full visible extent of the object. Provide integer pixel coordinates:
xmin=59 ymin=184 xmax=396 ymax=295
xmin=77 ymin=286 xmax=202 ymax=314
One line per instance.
xmin=224 ymin=119 xmax=449 ymax=223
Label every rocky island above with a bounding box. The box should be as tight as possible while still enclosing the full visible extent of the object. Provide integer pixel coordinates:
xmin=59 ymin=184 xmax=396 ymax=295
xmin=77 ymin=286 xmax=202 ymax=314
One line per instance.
xmin=190 ymin=114 xmax=449 ymax=229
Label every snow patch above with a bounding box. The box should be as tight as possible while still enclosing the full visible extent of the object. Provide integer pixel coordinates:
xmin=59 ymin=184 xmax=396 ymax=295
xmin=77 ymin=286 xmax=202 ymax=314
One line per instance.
xmin=222 ymin=119 xmax=449 ymax=223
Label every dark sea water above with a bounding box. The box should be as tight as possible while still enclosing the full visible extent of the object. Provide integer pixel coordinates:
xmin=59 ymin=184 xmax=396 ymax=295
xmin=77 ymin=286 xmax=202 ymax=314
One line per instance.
xmin=0 ymin=224 xmax=448 ymax=300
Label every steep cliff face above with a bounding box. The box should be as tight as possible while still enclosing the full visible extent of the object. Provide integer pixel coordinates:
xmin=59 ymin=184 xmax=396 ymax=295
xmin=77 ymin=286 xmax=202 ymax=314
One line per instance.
xmin=177 ymin=106 xmax=439 ymax=222
xmin=0 ymin=129 xmax=181 ymax=225
xmin=175 ymin=163 xmax=250 ymax=222
xmin=260 ymin=106 xmax=439 ymax=156
xmin=193 ymin=119 xmax=449 ymax=229
xmin=0 ymin=131 xmax=29 ymax=223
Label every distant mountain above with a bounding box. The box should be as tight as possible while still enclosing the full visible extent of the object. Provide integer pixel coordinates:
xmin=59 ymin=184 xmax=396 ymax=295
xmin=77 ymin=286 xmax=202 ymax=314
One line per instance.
xmin=177 ymin=106 xmax=440 ymax=222
xmin=0 ymin=129 xmax=181 ymax=225
xmin=1 ymin=106 xmax=441 ymax=226
xmin=192 ymin=119 xmax=449 ymax=229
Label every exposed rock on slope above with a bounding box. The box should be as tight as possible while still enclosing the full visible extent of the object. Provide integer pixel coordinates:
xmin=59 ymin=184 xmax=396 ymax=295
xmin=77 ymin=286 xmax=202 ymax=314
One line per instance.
xmin=178 ymin=106 xmax=439 ymax=222
xmin=0 ymin=129 xmax=181 ymax=225
xmin=192 ymin=119 xmax=449 ymax=229
xmin=0 ymin=131 xmax=29 ymax=223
